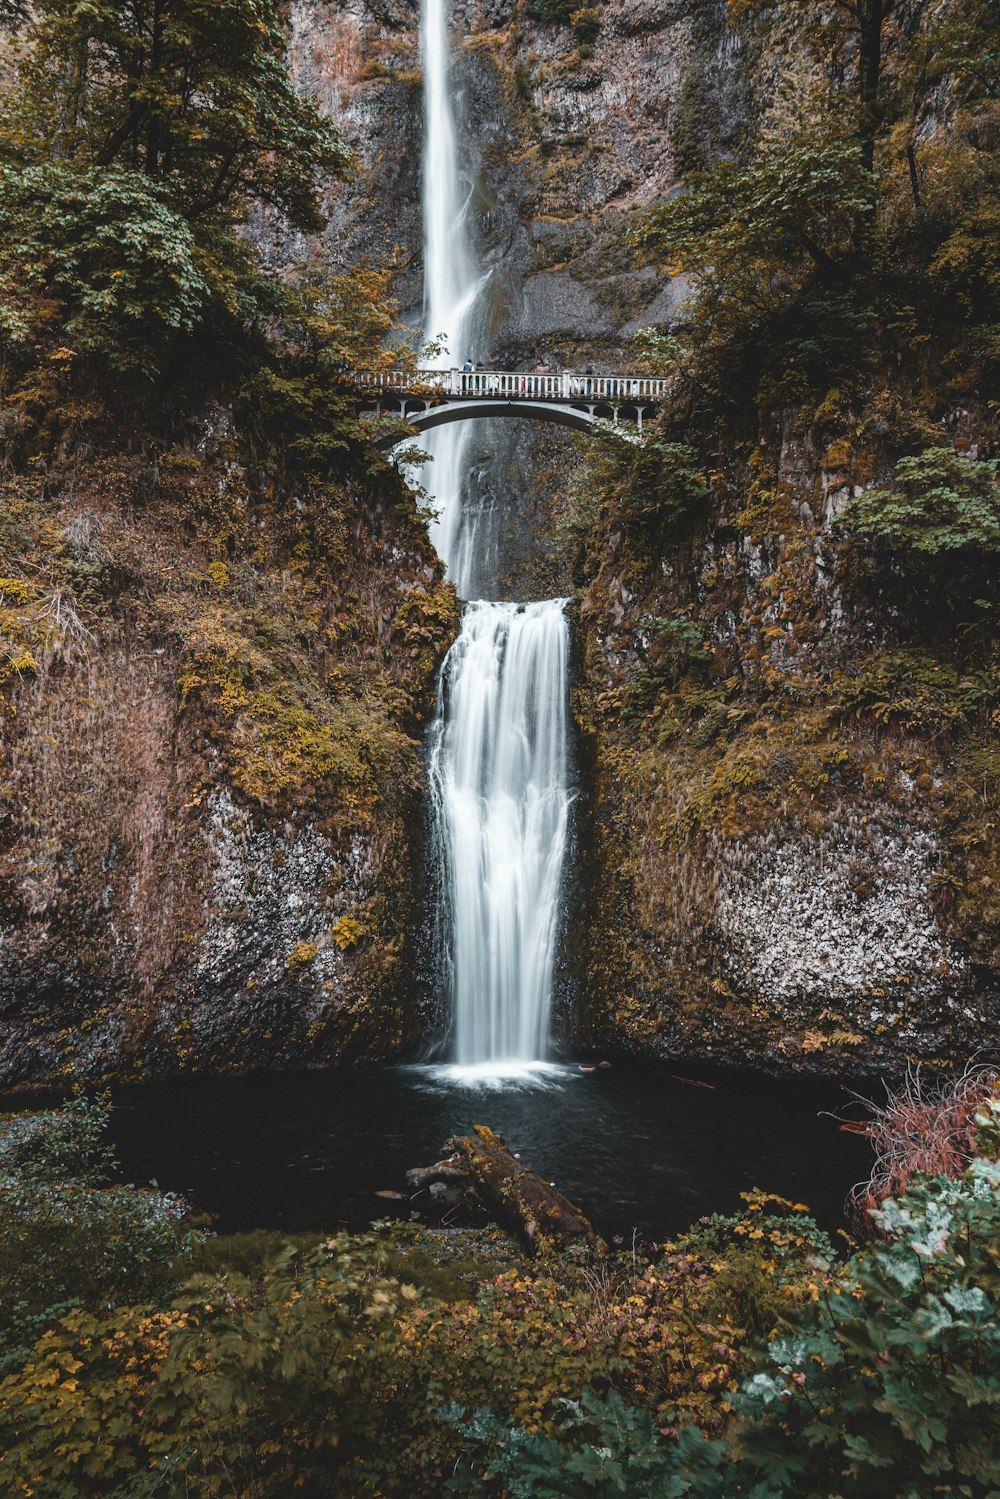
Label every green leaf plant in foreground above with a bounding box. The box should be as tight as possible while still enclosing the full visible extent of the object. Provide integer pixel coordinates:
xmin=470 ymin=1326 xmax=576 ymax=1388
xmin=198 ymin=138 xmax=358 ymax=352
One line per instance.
xmin=449 ymin=1128 xmax=1000 ymax=1498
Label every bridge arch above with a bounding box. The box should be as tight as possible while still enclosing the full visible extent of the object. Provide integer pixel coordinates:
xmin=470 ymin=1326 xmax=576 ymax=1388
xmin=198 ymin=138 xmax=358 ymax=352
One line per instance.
xmin=373 ymin=398 xmax=593 ymax=448
xmin=354 ymin=368 xmax=665 ymax=448
xmin=370 ymin=397 xmax=652 ymax=449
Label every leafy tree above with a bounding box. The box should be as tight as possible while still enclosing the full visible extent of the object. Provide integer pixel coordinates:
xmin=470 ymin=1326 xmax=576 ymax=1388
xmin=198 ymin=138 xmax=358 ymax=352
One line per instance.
xmin=634 ymin=0 xmax=1000 ymax=418
xmin=0 ymin=163 xmax=221 ymax=377
xmin=633 ymin=90 xmax=876 ymax=411
xmin=0 ymin=0 xmax=349 ymax=390
xmin=244 ymin=262 xmax=426 ymax=479
xmin=6 ymin=0 xmax=347 ymax=228
xmin=638 ymin=107 xmax=873 ymax=283
xmin=731 ymin=0 xmax=908 ymax=175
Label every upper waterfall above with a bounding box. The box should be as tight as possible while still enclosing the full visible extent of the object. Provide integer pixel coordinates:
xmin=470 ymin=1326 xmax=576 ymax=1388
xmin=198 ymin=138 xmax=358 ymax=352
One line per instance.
xmin=421 ymin=0 xmax=478 ymax=369
xmin=418 ymin=0 xmax=487 ymax=596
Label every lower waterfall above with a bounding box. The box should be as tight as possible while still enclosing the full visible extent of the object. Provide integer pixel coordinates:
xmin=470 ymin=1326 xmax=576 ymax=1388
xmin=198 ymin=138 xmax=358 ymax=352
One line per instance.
xmin=429 ymin=599 xmax=572 ymax=1074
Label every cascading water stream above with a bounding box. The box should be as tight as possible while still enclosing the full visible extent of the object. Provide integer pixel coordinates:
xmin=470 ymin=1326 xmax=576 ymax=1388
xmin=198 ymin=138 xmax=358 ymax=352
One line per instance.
xmin=421 ymin=1 xmax=572 ymax=1075
xmin=429 ymin=603 xmax=571 ymax=1074
xmin=419 ymin=0 xmax=483 ymax=593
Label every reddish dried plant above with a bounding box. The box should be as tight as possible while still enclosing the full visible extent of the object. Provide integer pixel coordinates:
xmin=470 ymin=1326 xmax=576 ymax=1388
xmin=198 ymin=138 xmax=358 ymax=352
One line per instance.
xmin=846 ymin=1063 xmax=1000 ymax=1237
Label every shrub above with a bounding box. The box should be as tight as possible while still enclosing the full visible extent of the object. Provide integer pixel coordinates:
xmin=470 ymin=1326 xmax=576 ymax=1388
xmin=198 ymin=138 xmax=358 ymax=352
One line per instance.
xmin=444 ymin=1387 xmax=723 ymax=1497
xmin=448 ymin=1161 xmax=1000 ymax=1497
xmin=840 ymin=448 xmax=1000 ymax=557
xmin=846 ymin=1063 xmax=1000 ymax=1232
xmin=600 ymin=438 xmax=710 ymax=534
xmin=571 ymin=7 xmax=601 ymax=45
xmin=0 ymin=1233 xmax=415 ymax=1497
xmin=0 ymin=1092 xmax=114 ymax=1185
xmin=0 ymin=1096 xmax=198 ymax=1369
xmin=729 ymin=1165 xmax=1000 ymax=1495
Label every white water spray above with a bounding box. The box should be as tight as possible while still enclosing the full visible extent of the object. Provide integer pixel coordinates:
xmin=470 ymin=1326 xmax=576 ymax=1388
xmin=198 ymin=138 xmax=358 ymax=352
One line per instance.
xmin=429 ymin=602 xmax=571 ymax=1073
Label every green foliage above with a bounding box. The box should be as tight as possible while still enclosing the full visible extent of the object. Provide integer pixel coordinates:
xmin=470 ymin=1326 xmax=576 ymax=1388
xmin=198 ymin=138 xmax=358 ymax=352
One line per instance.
xmin=449 ymin=1163 xmax=1000 ymax=1498
xmin=620 ymin=439 xmax=711 ymax=531
xmin=0 ymin=1097 xmax=198 ymax=1374
xmin=2 ymin=1149 xmax=999 ymax=1499
xmin=628 ymin=611 xmax=713 ymax=717
xmin=525 ymin=0 xmax=579 ymax=24
xmin=7 ymin=0 xmax=347 ymax=228
xmin=0 ymin=1213 xmax=760 ymax=1497
xmin=676 ymin=1189 xmax=839 ymax=1338
xmin=633 ymin=0 xmax=1000 ymax=422
xmin=637 ymin=111 xmax=873 ymax=284
xmin=631 ymin=327 xmax=686 ymax=374
xmin=243 ymin=262 xmax=424 ymax=478
xmin=0 ymin=1236 xmax=412 ymax=1497
xmin=634 ymin=101 xmax=876 ymax=411
xmin=0 ymin=0 xmax=348 ymax=395
xmin=0 ymin=1092 xmax=115 ymax=1185
xmin=829 ymin=651 xmax=1000 ymax=735
xmin=444 ymin=1388 xmax=725 ymax=1498
xmin=0 ymin=163 xmax=220 ymax=377
xmin=840 ymin=447 xmax=1000 ymax=557
xmin=728 ymin=1166 xmax=1000 ymax=1494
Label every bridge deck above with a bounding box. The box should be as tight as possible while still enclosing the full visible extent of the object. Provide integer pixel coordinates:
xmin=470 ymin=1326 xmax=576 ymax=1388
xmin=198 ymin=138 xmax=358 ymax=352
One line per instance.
xmin=354 ymin=368 xmax=667 ymax=403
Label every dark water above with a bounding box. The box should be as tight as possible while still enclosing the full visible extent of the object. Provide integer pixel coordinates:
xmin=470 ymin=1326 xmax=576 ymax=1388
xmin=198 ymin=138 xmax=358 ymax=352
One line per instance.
xmin=104 ymin=1062 xmax=874 ymax=1241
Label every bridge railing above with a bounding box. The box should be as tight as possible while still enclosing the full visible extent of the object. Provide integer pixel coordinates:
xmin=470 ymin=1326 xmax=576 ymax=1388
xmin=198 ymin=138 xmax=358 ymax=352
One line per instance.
xmin=353 ymin=368 xmax=668 ymax=402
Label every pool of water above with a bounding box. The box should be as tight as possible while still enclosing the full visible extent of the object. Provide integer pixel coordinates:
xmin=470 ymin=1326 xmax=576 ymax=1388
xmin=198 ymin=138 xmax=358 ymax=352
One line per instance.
xmin=104 ymin=1061 xmax=874 ymax=1241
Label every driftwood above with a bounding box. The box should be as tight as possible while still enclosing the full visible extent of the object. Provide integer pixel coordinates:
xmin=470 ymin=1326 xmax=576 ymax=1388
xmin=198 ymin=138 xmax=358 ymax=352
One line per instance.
xmin=407 ymin=1124 xmax=598 ymax=1253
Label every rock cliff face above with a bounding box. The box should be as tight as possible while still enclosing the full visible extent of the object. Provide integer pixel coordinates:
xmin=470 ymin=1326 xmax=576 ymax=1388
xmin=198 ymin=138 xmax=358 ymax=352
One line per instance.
xmin=573 ymin=417 xmax=1000 ymax=1074
xmin=0 ymin=438 xmax=457 ymax=1089
xmin=286 ymin=0 xmax=739 ymax=361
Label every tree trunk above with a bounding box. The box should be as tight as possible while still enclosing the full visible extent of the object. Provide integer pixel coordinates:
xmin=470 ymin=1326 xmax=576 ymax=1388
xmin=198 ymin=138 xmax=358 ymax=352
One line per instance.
xmin=858 ymin=0 xmax=893 ymax=176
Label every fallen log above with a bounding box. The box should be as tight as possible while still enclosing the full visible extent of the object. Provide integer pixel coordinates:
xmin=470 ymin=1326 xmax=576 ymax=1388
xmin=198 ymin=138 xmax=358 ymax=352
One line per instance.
xmin=407 ymin=1124 xmax=598 ymax=1253
xmin=405 ymin=1163 xmax=472 ymax=1191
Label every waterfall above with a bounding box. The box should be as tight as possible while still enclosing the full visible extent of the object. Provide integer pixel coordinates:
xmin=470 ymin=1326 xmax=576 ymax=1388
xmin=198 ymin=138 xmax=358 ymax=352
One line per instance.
xmin=420 ymin=2 xmax=572 ymax=1076
xmin=429 ymin=602 xmax=571 ymax=1072
xmin=419 ymin=0 xmax=483 ymax=593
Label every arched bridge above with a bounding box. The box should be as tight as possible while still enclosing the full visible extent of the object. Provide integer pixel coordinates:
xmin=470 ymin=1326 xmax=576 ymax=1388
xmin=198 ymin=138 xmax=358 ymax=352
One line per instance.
xmin=353 ymin=368 xmax=667 ymax=447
